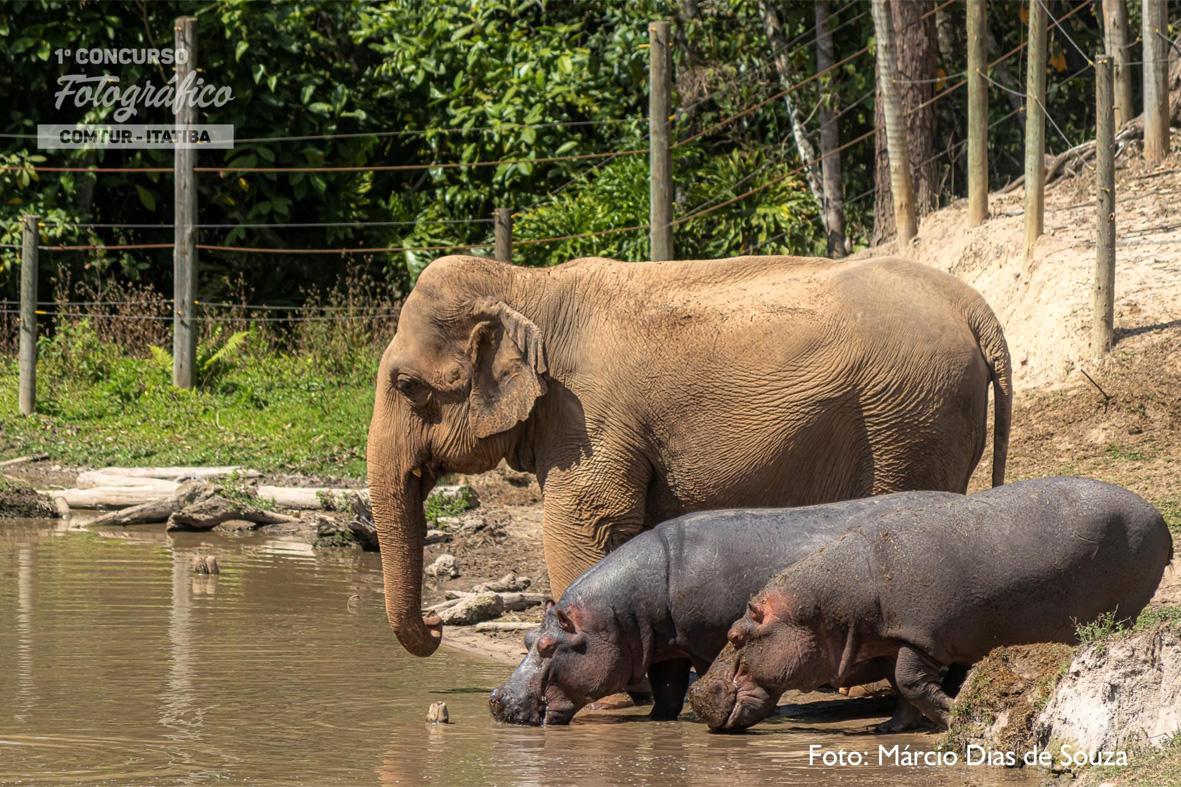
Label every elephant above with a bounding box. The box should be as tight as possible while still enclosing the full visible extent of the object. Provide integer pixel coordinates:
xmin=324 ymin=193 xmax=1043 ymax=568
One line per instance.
xmin=366 ymin=253 xmax=1012 ymax=656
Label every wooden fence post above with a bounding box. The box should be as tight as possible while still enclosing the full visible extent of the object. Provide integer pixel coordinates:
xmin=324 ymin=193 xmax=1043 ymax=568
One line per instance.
xmin=1102 ymin=0 xmax=1134 ymax=128
xmin=967 ymin=0 xmax=988 ymax=227
xmin=1023 ymin=0 xmax=1047 ymax=259
xmin=871 ymin=0 xmax=917 ymax=246
xmin=173 ymin=16 xmax=198 ymax=389
xmin=494 ymin=207 xmax=512 ymax=263
xmin=1142 ymin=0 xmax=1169 ymax=164
xmin=19 ymin=214 xmax=38 ymax=416
xmin=648 ymin=20 xmax=673 ymax=261
xmin=1094 ymin=55 xmax=1116 ymax=357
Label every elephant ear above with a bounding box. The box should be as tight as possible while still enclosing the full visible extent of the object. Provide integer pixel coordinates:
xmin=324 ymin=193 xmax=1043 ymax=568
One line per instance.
xmin=466 ymin=297 xmax=548 ymax=439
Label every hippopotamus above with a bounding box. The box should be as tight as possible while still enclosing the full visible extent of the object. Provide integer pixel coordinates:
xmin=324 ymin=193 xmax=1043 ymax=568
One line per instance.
xmin=489 ymin=501 xmax=903 ymax=725
xmin=688 ymin=477 xmax=1173 ymax=733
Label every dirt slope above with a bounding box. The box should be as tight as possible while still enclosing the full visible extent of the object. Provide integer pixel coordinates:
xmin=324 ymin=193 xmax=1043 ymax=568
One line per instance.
xmin=863 ymin=131 xmax=1181 ymax=390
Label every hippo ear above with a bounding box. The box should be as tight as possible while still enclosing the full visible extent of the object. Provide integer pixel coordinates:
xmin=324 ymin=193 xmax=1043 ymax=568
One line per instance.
xmin=746 ymin=600 xmax=764 ymax=623
xmin=544 ymin=599 xmax=555 ymax=612
xmin=555 ymin=608 xmax=577 ymax=634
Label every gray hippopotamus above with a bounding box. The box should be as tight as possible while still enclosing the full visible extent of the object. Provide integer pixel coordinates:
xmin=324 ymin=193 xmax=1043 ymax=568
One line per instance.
xmin=489 ymin=500 xmax=912 ymax=726
xmin=688 ymin=477 xmax=1173 ymax=733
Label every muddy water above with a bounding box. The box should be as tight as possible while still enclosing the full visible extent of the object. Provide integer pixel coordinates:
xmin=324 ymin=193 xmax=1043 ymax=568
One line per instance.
xmin=0 ymin=520 xmax=1039 ymax=786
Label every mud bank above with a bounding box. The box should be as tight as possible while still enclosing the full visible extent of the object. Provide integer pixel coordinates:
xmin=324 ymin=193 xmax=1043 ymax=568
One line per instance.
xmin=945 ymin=617 xmax=1181 ymax=781
xmin=0 ymin=475 xmax=58 ymax=518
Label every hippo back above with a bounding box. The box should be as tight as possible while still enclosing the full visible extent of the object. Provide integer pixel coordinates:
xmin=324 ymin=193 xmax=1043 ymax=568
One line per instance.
xmin=865 ymin=477 xmax=1171 ymax=664
xmin=567 ymin=495 xmax=961 ymax=666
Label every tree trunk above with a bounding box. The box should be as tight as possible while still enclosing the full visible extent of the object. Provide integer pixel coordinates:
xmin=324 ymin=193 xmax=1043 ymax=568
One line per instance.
xmin=759 ymin=0 xmax=825 ymax=214
xmin=873 ymin=0 xmax=937 ymax=244
xmin=1102 ymin=0 xmax=1135 ymax=128
xmin=815 ymin=0 xmax=847 ymax=257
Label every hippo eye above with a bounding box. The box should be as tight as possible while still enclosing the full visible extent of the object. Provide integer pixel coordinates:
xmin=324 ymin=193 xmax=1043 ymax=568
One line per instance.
xmin=747 ymin=601 xmax=764 ymax=624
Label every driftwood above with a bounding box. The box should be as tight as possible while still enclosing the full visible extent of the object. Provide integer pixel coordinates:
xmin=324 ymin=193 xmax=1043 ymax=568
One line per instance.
xmin=89 ymin=481 xmax=209 ymax=526
xmin=426 ymin=591 xmax=546 ymax=621
xmin=49 ymin=486 xmax=182 ymax=509
xmin=472 ymin=573 xmax=532 ymax=593
xmin=474 ymin=621 xmax=540 ymax=632
xmin=432 ymin=591 xmax=547 ymax=625
xmin=76 ymin=466 xmax=255 ymax=485
xmin=87 ymin=481 xmax=298 ymax=530
xmin=1001 ymin=124 xmax=1142 ymax=195
xmin=167 ymin=493 xmax=300 ymax=531
xmin=0 ymin=453 xmax=49 ymax=467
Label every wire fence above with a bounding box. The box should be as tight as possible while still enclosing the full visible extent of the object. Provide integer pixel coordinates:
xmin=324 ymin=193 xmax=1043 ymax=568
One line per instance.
xmin=1 ymin=0 xmax=1161 ymax=334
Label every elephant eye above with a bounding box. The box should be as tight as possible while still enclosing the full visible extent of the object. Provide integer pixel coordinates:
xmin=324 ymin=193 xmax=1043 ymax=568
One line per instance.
xmin=394 ymin=374 xmax=431 ymax=405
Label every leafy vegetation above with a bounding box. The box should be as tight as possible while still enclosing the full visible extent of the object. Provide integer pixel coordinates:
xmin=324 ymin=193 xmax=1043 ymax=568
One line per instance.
xmin=425 ymin=486 xmax=477 ymax=527
xmin=1 ymin=0 xmax=1116 ymax=305
xmin=0 ymin=332 xmax=375 ymax=480
xmin=1075 ymin=605 xmax=1181 ymax=654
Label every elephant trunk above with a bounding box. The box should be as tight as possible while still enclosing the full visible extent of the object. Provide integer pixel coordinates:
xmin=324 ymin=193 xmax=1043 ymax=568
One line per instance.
xmin=368 ymin=429 xmax=442 ymax=657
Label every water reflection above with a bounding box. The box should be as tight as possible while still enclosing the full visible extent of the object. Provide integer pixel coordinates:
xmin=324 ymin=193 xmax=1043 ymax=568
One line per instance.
xmin=0 ymin=520 xmax=1039 ymax=786
xmin=15 ymin=542 xmax=33 ymax=724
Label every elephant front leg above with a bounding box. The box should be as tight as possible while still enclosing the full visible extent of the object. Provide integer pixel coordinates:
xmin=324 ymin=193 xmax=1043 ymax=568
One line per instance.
xmin=538 ymin=466 xmax=650 ymax=598
xmin=893 ymin=645 xmax=953 ymax=729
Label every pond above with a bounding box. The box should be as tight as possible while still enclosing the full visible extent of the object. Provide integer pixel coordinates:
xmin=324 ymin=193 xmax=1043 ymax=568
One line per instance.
xmin=0 ymin=519 xmax=1040 ymax=785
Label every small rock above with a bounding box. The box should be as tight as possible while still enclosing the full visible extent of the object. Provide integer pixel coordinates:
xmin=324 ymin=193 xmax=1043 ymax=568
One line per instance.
xmin=424 ymin=529 xmax=451 ymax=545
xmin=426 ymin=553 xmax=459 ymax=579
xmin=473 ymin=573 xmax=531 ymax=593
xmin=191 ymin=555 xmax=220 ymax=575
xmin=427 ymin=701 xmax=449 ymax=724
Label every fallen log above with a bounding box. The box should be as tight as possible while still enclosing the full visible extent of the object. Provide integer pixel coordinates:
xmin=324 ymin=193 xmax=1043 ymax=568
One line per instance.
xmin=46 ymin=486 xmax=180 ymax=509
xmin=474 ymin=621 xmax=541 ymax=632
xmin=436 ymin=591 xmax=546 ymax=625
xmin=74 ymin=474 xmax=179 ymax=492
xmin=0 ymin=453 xmax=49 ymax=467
xmin=167 ymin=495 xmax=300 ymax=531
xmin=76 ymin=466 xmax=255 ymax=485
xmin=255 ymin=485 xmax=365 ymax=510
xmin=90 ymin=498 xmax=179 ymax=526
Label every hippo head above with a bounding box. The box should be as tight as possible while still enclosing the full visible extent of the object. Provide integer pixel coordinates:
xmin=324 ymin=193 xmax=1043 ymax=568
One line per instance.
xmin=489 ymin=601 xmax=627 ymax=725
xmin=688 ymin=591 xmax=834 ymax=731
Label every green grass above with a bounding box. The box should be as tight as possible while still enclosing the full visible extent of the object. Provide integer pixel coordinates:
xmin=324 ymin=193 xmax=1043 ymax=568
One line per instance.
xmin=1074 ymin=605 xmax=1181 ymax=655
xmin=0 ymin=335 xmax=376 ymax=480
xmin=1157 ymin=497 xmax=1181 ymax=538
xmin=1086 ymin=734 xmax=1181 ymax=786
xmin=425 ymin=485 xmax=476 ymax=527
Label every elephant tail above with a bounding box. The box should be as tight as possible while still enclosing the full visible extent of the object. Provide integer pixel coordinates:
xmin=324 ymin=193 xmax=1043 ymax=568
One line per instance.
xmin=966 ymin=298 xmax=1012 ymax=487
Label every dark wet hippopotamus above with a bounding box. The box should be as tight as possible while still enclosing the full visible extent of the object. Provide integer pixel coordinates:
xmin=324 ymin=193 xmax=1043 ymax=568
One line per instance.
xmin=688 ymin=477 xmax=1173 ymax=733
xmin=488 ymin=500 xmax=900 ymax=726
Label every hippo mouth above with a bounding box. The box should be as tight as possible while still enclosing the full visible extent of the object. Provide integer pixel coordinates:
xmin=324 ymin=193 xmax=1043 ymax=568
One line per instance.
xmin=689 ymin=658 xmax=777 ymax=732
xmin=489 ymin=658 xmax=583 ymax=726
xmin=720 ymin=663 xmax=777 ymax=731
xmin=489 ymin=685 xmax=546 ymax=726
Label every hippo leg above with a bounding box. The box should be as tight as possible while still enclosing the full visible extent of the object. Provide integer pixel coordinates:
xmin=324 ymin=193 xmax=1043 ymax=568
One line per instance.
xmin=875 ymin=680 xmax=928 ymax=733
xmin=894 ymin=645 xmax=953 ymax=729
xmin=648 ymin=658 xmax=693 ymax=720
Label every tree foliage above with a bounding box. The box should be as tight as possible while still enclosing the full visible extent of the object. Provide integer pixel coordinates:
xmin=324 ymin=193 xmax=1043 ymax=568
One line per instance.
xmin=0 ymin=0 xmax=1120 ymax=304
